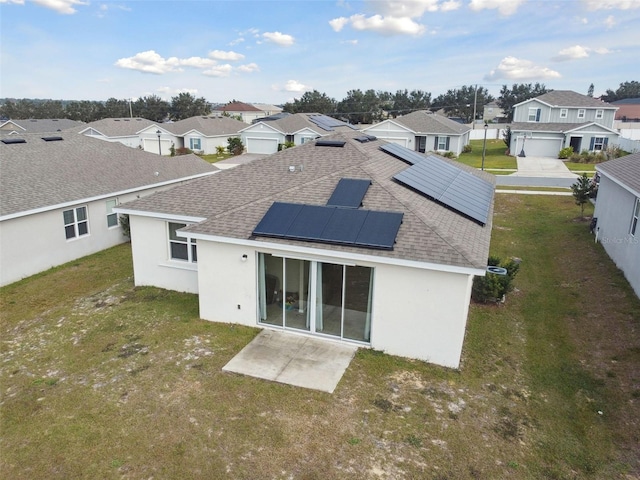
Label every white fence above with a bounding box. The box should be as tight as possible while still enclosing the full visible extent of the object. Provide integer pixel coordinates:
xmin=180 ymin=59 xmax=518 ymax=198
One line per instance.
xmin=468 ymin=128 xmax=505 ymax=141
xmin=615 ymin=137 xmax=640 ymax=153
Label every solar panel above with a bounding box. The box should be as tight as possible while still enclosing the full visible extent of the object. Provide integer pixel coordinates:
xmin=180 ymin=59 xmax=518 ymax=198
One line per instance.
xmin=315 ymin=140 xmax=345 ymax=147
xmin=327 ymin=178 xmax=371 ymax=208
xmin=391 ymin=152 xmax=493 ymax=225
xmin=252 ymin=202 xmax=403 ymax=250
xmin=308 ymin=114 xmax=358 ymax=131
xmin=379 ymin=143 xmax=429 ymax=165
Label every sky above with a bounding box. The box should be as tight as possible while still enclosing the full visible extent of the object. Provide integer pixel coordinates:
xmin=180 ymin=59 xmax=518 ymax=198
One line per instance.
xmin=1 ymin=0 xmax=639 ymax=105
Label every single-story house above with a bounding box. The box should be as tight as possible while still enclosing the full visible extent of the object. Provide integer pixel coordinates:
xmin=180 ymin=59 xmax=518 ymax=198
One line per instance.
xmin=241 ymin=113 xmax=357 ymax=154
xmin=78 ymin=117 xmax=157 ymax=148
xmin=0 ymin=132 xmax=216 ymax=286
xmin=0 ymin=118 xmax=84 ymax=134
xmin=593 ymin=153 xmax=640 ymax=298
xmin=211 ymin=101 xmax=266 ymax=124
xmin=115 ymin=131 xmax=495 ymax=368
xmin=362 ymin=111 xmax=471 ymax=156
xmin=169 ymin=116 xmax=246 ymax=154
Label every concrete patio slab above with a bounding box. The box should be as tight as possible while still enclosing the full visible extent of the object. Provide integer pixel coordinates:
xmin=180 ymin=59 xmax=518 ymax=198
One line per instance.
xmin=222 ymin=329 xmax=358 ymax=393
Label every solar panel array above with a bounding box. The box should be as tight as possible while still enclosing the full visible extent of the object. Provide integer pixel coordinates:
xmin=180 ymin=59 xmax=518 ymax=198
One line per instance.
xmin=253 ymin=202 xmax=403 ymax=250
xmin=308 ymin=114 xmax=358 ymax=131
xmin=381 ymin=143 xmax=493 ymax=226
xmin=326 ymin=178 xmax=371 ymax=208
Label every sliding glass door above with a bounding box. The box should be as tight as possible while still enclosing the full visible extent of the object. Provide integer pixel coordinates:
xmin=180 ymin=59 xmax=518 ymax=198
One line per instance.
xmin=258 ymin=253 xmax=373 ymax=343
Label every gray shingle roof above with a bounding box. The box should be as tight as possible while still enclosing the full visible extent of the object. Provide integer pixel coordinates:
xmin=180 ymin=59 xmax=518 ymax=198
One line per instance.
xmin=78 ymin=117 xmax=156 ymax=136
xmin=166 ymin=116 xmax=246 ymax=136
xmin=597 ymin=152 xmax=640 ymax=195
xmin=119 ymin=131 xmax=495 ymax=270
xmin=1 ymin=118 xmax=85 ymax=134
xmin=0 ymin=132 xmax=216 ymax=217
xmin=389 ymin=111 xmax=471 ymax=135
xmin=509 ymin=122 xmax=590 ymax=132
xmin=255 ymin=113 xmax=357 ymax=136
xmin=532 ymin=90 xmax=616 ymax=109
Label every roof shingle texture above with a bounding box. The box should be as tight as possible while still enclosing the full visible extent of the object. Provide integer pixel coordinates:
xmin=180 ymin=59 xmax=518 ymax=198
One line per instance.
xmin=78 ymin=117 xmax=156 ymax=136
xmin=533 ymin=90 xmax=616 ymax=108
xmin=597 ymin=152 xmax=640 ymax=195
xmin=391 ymin=111 xmax=471 ymax=135
xmin=120 ymin=131 xmax=495 ymax=270
xmin=0 ymin=132 xmax=216 ymax=217
xmin=1 ymin=118 xmax=84 ymax=133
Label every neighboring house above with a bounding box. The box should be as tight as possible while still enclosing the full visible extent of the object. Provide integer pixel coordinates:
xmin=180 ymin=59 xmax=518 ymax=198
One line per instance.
xmin=168 ymin=116 xmax=246 ymax=154
xmin=508 ymin=90 xmax=620 ymax=157
xmin=0 ymin=118 xmax=84 ymax=134
xmin=78 ymin=117 xmax=157 ymax=148
xmin=241 ymin=113 xmax=357 ymax=154
xmin=211 ymin=101 xmax=265 ymax=124
xmin=362 ymin=110 xmax=471 ymax=156
xmin=252 ymin=103 xmax=283 ymax=118
xmin=593 ymin=153 xmax=640 ymax=298
xmin=0 ymin=132 xmax=216 ymax=287
xmin=115 ymin=131 xmax=495 ymax=368
xmin=611 ymin=98 xmax=640 ymax=122
xmin=483 ymin=102 xmax=506 ymax=123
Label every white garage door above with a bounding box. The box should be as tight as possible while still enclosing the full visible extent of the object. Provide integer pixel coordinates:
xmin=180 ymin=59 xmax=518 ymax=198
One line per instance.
xmin=143 ymin=138 xmax=172 ymax=155
xmin=246 ymin=137 xmax=279 ymax=154
xmin=379 ymin=137 xmax=409 ymax=147
xmin=521 ymin=138 xmax=562 ymax=158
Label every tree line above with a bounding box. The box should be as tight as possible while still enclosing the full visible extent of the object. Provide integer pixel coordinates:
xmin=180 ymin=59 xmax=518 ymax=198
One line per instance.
xmin=1 ymin=81 xmax=637 ymax=124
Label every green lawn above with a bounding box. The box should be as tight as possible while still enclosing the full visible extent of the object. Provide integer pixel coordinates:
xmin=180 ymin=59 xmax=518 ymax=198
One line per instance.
xmin=457 ymin=139 xmax=517 ymax=170
xmin=2 ymin=197 xmax=639 ymax=479
xmin=198 ymin=152 xmax=235 ymax=164
xmin=563 ymin=162 xmax=597 ymax=172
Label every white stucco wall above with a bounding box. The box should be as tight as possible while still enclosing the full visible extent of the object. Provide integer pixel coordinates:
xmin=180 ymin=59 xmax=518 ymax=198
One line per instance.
xmin=363 ymin=121 xmax=412 ymax=147
xmin=593 ymin=175 xmax=640 ymax=298
xmin=128 ymin=215 xmax=199 ymax=294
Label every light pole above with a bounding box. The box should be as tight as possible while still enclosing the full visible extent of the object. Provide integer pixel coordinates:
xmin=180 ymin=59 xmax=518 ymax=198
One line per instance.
xmin=481 ymin=122 xmax=488 ymax=171
xmin=156 ymin=130 xmax=162 ymax=156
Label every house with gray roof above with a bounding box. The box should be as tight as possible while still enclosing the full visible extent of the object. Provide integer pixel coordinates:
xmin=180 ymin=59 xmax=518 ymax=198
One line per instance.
xmin=211 ymin=101 xmax=265 ymax=124
xmin=508 ymin=90 xmax=620 ymax=157
xmin=593 ymin=153 xmax=640 ymax=298
xmin=78 ymin=117 xmax=157 ymax=148
xmin=0 ymin=132 xmax=216 ymax=286
xmin=362 ymin=111 xmax=471 ymax=156
xmin=0 ymin=118 xmax=84 ymax=134
xmin=240 ymin=113 xmax=358 ymax=154
xmin=115 ymin=130 xmax=495 ymax=368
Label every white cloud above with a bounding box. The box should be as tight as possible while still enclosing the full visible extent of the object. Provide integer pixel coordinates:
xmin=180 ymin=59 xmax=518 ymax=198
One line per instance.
xmin=237 ymin=63 xmax=259 ymax=73
xmin=583 ymin=0 xmax=640 ymax=10
xmin=441 ymin=0 xmax=461 ymax=11
xmin=342 ymin=39 xmax=359 ymax=45
xmin=552 ymin=45 xmax=612 ymax=61
xmin=370 ymin=0 xmax=440 ymax=16
xmin=262 ymin=31 xmax=295 ymax=46
xmin=484 ymin=56 xmax=561 ymax=81
xmin=343 ymin=13 xmax=426 ymax=35
xmin=329 ymin=17 xmax=350 ymax=32
xmin=281 ymin=80 xmax=310 ymax=93
xmin=202 ymin=64 xmax=233 ymax=77
xmin=115 ymin=51 xmax=219 ymax=74
xmin=31 ymin=0 xmax=88 ymax=14
xmin=469 ymin=0 xmax=525 ymax=16
xmin=229 ymin=37 xmax=245 ymax=46
xmin=604 ymin=15 xmax=617 ymax=28
xmin=0 ymin=0 xmax=25 ymax=4
xmin=208 ymin=50 xmax=245 ymax=61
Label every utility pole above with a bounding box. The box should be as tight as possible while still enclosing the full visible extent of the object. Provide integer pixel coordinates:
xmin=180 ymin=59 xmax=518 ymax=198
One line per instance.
xmin=472 ymin=84 xmax=478 ymax=129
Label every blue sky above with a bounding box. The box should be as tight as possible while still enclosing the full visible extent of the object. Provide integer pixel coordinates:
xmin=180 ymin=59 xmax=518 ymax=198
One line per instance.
xmin=1 ymin=0 xmax=639 ymax=104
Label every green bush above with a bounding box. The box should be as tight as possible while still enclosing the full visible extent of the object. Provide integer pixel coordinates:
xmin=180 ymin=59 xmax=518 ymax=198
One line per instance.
xmin=471 ymin=256 xmax=520 ymax=304
xmin=227 ymin=137 xmax=244 ymax=156
xmin=175 ymin=147 xmax=193 ymax=156
xmin=462 ymin=144 xmax=472 ymax=154
xmin=558 ymin=146 xmax=573 ymax=159
xmin=442 ymin=151 xmax=456 ymax=159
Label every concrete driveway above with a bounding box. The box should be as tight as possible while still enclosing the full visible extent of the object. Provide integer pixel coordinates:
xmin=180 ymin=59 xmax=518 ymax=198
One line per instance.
xmin=215 ymin=153 xmax=268 ymax=169
xmin=511 ymin=156 xmax=577 ymax=178
xmin=222 ymin=329 xmax=357 ymax=393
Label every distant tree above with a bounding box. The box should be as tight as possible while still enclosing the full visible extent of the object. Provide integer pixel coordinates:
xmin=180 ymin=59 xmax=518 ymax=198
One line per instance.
xmin=587 ymin=83 xmax=594 ymax=97
xmin=571 ymin=173 xmax=594 ymax=217
xmin=134 ymin=95 xmax=170 ymax=122
xmin=497 ymin=83 xmax=548 ymax=122
xmin=432 ymin=85 xmax=493 ymax=123
xmin=282 ymin=90 xmax=337 ymax=114
xmin=0 ymin=99 xmax=37 ymax=119
xmin=601 ymin=81 xmax=640 ymax=102
xmin=336 ymin=89 xmax=385 ymax=124
xmin=391 ymin=89 xmax=431 ymax=117
xmin=65 ymin=100 xmax=103 ymax=122
xmin=104 ymin=98 xmax=130 ymax=118
xmin=170 ymin=92 xmax=209 ymax=121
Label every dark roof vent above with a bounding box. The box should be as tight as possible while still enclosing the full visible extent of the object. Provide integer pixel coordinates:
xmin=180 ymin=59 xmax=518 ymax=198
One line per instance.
xmin=316 ymin=140 xmax=346 ymax=147
xmin=42 ymin=136 xmax=64 ymax=142
xmin=2 ymin=138 xmax=26 ymax=144
xmin=354 ymin=135 xmax=377 ymax=143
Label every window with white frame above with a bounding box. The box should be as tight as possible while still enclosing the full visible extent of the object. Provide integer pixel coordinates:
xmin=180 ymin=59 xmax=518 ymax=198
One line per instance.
xmin=63 ymin=206 xmax=89 ymax=240
xmin=435 ymin=136 xmax=449 ymax=151
xmin=168 ymin=222 xmax=197 ymax=262
xmin=106 ymin=199 xmax=118 ymax=228
xmin=190 ymin=138 xmax=201 ymax=150
xmin=577 ymin=109 xmax=585 ymax=119
xmin=560 ymin=108 xmax=568 ymax=118
xmin=528 ymin=107 xmax=541 ymax=122
xmin=631 ymin=198 xmax=640 ymax=236
xmin=595 ymin=109 xmax=604 ymax=119
xmin=592 ymin=137 xmax=606 ymax=151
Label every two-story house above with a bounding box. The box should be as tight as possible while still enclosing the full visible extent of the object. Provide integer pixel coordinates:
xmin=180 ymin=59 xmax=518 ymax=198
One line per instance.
xmin=508 ymin=90 xmax=620 ymax=158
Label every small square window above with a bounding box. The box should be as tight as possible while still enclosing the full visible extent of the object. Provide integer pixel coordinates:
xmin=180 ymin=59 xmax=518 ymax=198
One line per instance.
xmin=560 ymin=108 xmax=568 ymax=118
xmin=596 ymin=109 xmax=604 ymax=119
xmin=63 ymin=206 xmax=89 ymax=240
xmin=578 ymin=109 xmax=585 ymax=119
xmin=106 ymin=199 xmax=118 ymax=228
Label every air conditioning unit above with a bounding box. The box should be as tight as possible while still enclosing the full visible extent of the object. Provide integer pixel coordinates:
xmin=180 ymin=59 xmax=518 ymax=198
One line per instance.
xmin=486 ymin=266 xmax=508 ymax=275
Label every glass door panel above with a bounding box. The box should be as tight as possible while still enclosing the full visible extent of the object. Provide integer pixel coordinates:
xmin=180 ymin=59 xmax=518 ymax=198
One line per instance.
xmin=258 ymin=253 xmax=283 ymax=327
xmin=343 ymin=265 xmax=373 ymax=342
xmin=316 ymin=262 xmax=343 ymax=337
xmin=283 ymin=258 xmax=310 ymax=331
